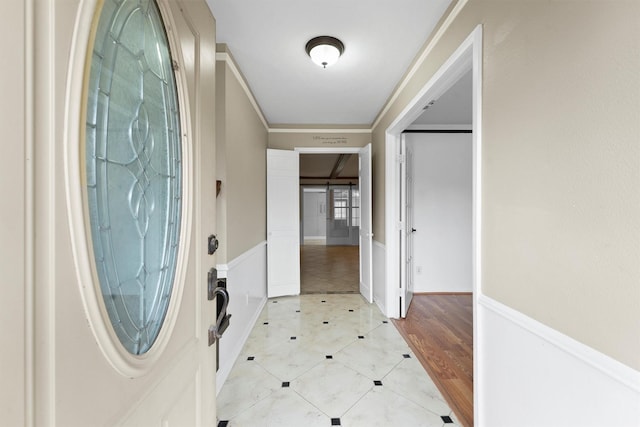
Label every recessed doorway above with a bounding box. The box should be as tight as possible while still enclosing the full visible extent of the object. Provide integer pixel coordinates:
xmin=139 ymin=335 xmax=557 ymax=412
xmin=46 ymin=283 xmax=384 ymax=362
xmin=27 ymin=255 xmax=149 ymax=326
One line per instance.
xmin=299 ymin=153 xmax=361 ymax=294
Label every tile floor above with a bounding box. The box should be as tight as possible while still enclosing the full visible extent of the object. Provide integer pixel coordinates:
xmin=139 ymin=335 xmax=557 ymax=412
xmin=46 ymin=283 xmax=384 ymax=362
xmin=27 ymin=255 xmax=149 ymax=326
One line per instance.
xmin=217 ymin=294 xmax=461 ymax=427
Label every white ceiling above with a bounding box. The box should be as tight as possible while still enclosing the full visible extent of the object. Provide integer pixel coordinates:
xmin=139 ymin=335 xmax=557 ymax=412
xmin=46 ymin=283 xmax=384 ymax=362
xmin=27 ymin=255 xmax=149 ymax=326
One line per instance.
xmin=412 ymin=68 xmax=472 ymax=126
xmin=206 ymin=0 xmax=453 ymax=126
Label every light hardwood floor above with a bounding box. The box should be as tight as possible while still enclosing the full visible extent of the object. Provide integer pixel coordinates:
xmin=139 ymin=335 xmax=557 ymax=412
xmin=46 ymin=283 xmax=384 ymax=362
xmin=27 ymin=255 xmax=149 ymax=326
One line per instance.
xmin=393 ymin=293 xmax=474 ymax=427
xmin=300 ymin=244 xmax=359 ymax=294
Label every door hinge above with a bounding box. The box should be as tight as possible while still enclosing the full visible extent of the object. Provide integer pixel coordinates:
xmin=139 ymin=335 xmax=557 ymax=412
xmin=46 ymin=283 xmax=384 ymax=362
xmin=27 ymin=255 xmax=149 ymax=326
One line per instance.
xmin=396 ymin=221 xmax=405 ymax=231
xmin=397 ymin=154 xmax=406 ymax=164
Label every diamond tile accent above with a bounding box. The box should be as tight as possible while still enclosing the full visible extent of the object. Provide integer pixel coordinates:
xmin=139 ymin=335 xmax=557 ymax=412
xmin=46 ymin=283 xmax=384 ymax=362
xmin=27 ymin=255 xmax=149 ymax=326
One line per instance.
xmin=217 ymin=295 xmax=454 ymax=426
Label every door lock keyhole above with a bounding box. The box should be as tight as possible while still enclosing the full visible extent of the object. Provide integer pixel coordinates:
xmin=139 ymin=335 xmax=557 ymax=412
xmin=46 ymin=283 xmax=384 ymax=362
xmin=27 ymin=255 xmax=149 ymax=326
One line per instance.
xmin=207 ymin=234 xmax=219 ymax=255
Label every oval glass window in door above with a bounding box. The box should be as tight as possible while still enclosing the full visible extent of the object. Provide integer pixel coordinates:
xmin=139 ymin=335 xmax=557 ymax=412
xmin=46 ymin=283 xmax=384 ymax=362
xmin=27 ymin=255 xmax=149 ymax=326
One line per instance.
xmin=85 ymin=0 xmax=182 ymax=355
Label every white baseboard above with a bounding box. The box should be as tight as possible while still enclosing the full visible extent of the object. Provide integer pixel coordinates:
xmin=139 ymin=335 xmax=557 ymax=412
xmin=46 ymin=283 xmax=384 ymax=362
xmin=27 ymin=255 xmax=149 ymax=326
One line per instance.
xmin=215 ymin=241 xmax=268 ymax=395
xmin=478 ymin=294 xmax=640 ymax=426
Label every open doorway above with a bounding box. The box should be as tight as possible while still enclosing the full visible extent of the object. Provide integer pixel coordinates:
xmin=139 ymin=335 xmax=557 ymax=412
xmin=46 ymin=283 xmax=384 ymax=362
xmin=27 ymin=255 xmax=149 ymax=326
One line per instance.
xmin=266 ymin=146 xmax=372 ymax=301
xmin=384 ymin=26 xmax=482 ymax=427
xmin=299 ymin=154 xmax=360 ymax=294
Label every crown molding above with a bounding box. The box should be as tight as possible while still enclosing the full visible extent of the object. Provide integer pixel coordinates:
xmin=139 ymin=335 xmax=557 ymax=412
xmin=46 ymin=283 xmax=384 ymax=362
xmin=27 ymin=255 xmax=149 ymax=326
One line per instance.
xmin=216 ymin=51 xmax=269 ymax=130
xmin=372 ymin=0 xmax=469 ymax=131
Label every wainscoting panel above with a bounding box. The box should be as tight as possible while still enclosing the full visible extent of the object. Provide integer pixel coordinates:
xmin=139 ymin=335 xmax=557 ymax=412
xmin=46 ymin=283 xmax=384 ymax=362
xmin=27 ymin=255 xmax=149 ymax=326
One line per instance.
xmin=373 ymin=241 xmax=387 ymax=315
xmin=478 ymin=295 xmax=640 ymax=427
xmin=216 ymin=241 xmax=268 ymax=394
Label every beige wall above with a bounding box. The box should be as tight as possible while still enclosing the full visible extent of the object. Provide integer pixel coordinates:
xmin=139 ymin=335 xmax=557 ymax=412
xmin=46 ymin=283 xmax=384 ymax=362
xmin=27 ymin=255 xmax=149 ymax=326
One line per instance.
xmin=216 ymin=60 xmax=269 ymax=262
xmin=1 ymin=2 xmax=26 ymax=425
xmin=268 ymin=130 xmax=370 ymax=150
xmin=372 ymin=0 xmax=640 ymax=370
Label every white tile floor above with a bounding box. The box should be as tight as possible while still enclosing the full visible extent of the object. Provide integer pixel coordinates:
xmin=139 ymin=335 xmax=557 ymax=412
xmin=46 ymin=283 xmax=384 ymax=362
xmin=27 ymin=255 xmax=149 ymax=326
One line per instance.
xmin=217 ymin=294 xmax=462 ymax=427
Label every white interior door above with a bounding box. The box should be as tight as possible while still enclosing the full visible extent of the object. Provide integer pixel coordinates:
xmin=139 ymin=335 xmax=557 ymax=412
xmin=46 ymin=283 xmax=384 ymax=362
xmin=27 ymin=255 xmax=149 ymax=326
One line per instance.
xmin=359 ymin=144 xmax=373 ymax=303
xmin=400 ymin=135 xmax=415 ymax=317
xmin=32 ymin=1 xmax=218 ymax=425
xmin=267 ymin=149 xmax=301 ymax=297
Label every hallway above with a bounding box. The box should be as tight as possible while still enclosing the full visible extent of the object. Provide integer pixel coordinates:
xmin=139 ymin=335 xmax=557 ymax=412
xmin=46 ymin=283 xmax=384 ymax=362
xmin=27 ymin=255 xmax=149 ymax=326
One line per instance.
xmin=300 ymin=245 xmax=359 ymax=294
xmin=217 ymin=294 xmax=461 ymax=426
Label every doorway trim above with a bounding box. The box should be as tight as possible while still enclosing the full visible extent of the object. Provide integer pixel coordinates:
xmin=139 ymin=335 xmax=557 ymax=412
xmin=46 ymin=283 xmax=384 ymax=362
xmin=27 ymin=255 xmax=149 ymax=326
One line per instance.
xmin=383 ymin=24 xmax=482 ymax=420
xmin=294 ymin=147 xmax=362 ymax=154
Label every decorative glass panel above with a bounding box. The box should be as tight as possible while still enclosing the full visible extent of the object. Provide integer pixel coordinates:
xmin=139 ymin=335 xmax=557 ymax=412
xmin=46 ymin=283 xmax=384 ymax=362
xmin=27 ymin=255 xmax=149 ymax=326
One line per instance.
xmin=85 ymin=0 xmax=182 ymax=355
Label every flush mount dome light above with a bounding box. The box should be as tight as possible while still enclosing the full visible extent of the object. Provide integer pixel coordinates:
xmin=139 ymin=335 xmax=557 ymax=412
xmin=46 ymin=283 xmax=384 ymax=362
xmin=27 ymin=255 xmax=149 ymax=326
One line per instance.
xmin=305 ymin=36 xmax=345 ymax=68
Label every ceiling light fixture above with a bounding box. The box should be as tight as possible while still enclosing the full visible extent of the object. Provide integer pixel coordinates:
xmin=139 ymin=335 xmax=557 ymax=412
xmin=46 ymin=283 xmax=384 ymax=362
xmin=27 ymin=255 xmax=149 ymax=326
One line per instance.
xmin=305 ymin=36 xmax=344 ymax=68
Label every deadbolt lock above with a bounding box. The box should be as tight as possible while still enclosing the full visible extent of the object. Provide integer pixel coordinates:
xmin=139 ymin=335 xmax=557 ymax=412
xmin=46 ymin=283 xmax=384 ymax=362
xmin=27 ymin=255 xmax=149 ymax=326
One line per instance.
xmin=207 ymin=234 xmax=219 ymax=255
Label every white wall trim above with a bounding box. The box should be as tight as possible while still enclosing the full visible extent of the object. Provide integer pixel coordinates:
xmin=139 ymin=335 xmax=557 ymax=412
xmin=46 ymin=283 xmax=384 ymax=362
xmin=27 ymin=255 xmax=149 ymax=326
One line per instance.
xmin=216 ymin=52 xmax=269 ymax=130
xmin=479 ymin=295 xmax=640 ymax=393
xmin=294 ymin=147 xmax=362 ymax=154
xmin=216 ymin=240 xmax=267 ymax=276
xmin=270 ymin=128 xmax=371 ymax=134
xmin=372 ymin=0 xmax=469 ymax=131
xmin=215 ymin=241 xmax=268 ymax=394
xmin=404 ymin=124 xmax=472 ymax=131
xmin=216 ymin=297 xmax=266 ymax=395
xmin=372 ymin=241 xmax=387 ymax=316
xmin=478 ymin=294 xmax=640 ymax=426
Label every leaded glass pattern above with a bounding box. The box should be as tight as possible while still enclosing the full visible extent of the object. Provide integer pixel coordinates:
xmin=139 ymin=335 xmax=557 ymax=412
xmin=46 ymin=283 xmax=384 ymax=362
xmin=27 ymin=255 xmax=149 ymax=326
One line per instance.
xmin=85 ymin=0 xmax=182 ymax=355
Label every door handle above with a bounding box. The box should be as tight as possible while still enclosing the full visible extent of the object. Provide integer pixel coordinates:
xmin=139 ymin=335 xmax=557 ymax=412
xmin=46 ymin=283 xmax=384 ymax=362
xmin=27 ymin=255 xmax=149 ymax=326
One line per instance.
xmin=208 ymin=287 xmax=231 ymax=346
xmin=411 ymin=228 xmax=417 ymax=233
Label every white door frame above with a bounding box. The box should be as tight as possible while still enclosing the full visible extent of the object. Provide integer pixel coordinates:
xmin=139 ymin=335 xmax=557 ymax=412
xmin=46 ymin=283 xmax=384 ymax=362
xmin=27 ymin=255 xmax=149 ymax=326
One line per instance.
xmin=383 ymin=24 xmax=483 ymax=419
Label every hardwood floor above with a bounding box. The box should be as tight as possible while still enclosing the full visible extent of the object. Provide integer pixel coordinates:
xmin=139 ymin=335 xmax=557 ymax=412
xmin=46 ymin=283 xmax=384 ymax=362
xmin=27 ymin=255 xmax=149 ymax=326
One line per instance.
xmin=300 ymin=244 xmax=359 ymax=294
xmin=392 ymin=293 xmax=473 ymax=427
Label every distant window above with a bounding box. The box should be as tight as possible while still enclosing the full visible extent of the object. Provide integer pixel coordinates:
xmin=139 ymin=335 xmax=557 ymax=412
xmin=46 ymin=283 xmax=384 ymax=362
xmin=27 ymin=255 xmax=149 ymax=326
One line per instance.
xmin=84 ymin=0 xmax=182 ymax=355
xmin=351 ymin=189 xmax=360 ymax=227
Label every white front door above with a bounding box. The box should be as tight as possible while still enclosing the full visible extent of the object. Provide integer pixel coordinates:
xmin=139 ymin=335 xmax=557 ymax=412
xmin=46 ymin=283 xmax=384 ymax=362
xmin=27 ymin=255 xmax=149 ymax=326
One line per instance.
xmin=267 ymin=149 xmax=301 ymax=297
xmin=32 ymin=1 xmax=218 ymax=425
xmin=359 ymin=144 xmax=373 ymax=303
